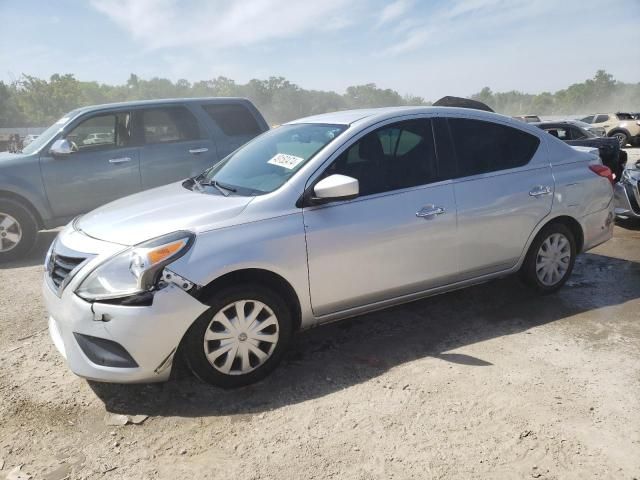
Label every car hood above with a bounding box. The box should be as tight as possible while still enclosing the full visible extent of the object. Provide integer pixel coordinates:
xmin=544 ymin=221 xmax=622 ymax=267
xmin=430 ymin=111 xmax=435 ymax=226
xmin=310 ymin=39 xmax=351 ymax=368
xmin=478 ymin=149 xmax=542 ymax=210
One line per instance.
xmin=76 ymin=182 xmax=254 ymax=245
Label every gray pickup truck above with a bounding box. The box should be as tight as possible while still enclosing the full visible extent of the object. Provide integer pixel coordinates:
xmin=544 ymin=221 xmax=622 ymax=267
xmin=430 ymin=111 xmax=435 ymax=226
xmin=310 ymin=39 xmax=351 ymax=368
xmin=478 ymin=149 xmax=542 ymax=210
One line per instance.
xmin=0 ymin=98 xmax=269 ymax=261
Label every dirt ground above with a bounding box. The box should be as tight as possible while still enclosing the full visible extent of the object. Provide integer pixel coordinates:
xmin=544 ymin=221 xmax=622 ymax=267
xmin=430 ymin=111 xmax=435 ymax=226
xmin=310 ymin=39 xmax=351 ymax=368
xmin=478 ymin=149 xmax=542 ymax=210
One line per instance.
xmin=1 ymin=156 xmax=639 ymax=479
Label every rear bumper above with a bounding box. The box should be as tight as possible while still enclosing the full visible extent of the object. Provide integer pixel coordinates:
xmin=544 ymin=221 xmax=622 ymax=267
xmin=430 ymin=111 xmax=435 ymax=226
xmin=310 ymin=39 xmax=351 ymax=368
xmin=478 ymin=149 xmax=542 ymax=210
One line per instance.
xmin=614 ymin=180 xmax=640 ymax=219
xmin=581 ymin=200 xmax=615 ymax=252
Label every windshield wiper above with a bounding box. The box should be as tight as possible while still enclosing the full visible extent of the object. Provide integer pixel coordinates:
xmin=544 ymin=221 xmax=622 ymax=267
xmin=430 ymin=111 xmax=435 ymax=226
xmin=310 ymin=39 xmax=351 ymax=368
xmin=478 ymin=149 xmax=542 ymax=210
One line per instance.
xmin=199 ymin=179 xmax=237 ymax=196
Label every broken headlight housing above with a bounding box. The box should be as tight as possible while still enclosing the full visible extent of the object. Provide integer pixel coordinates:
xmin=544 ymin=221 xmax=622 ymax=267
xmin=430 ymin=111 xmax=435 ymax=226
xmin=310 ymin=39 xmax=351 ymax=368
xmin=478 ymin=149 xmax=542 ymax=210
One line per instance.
xmin=76 ymin=231 xmax=195 ymax=301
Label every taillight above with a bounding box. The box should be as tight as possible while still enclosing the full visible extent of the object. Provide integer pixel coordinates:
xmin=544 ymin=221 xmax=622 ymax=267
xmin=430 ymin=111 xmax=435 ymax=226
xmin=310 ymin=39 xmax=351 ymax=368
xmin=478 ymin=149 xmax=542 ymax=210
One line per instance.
xmin=589 ymin=164 xmax=615 ymax=184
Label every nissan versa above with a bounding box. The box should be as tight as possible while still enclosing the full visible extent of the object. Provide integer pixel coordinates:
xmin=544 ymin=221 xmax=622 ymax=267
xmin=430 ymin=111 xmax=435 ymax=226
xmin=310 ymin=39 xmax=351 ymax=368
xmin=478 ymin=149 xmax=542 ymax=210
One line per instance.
xmin=42 ymin=107 xmax=615 ymax=388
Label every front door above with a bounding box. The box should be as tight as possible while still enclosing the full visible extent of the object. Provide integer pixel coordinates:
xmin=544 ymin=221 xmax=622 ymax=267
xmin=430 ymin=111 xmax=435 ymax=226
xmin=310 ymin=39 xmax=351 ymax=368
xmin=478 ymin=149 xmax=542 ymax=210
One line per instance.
xmin=304 ymin=119 xmax=459 ymax=317
xmin=40 ymin=111 xmax=141 ymax=218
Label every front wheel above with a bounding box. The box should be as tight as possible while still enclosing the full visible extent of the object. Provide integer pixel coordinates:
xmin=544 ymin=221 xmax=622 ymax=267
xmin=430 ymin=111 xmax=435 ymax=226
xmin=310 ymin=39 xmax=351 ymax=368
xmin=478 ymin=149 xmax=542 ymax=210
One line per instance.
xmin=0 ymin=198 xmax=38 ymax=262
xmin=520 ymin=223 xmax=576 ymax=293
xmin=183 ymin=284 xmax=293 ymax=388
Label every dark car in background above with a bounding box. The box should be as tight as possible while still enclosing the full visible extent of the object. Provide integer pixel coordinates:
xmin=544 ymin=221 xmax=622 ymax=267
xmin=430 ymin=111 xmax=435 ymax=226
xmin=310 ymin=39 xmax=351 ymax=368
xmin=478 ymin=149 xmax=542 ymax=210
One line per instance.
xmin=534 ymin=121 xmax=627 ymax=181
xmin=0 ymin=97 xmax=269 ymax=261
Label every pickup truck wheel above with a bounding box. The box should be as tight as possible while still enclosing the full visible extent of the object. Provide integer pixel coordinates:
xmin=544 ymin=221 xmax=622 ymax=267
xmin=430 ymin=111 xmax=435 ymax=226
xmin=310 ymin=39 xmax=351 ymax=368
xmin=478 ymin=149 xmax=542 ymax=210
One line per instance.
xmin=0 ymin=198 xmax=38 ymax=262
xmin=610 ymin=131 xmax=629 ymax=148
xmin=183 ymin=284 xmax=293 ymax=388
xmin=521 ymin=223 xmax=576 ymax=294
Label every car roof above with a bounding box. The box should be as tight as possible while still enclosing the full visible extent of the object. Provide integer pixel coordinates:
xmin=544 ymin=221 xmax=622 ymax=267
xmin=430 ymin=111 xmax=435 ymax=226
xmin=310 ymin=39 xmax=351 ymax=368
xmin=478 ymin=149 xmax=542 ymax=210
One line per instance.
xmin=286 ymin=106 xmax=517 ymax=127
xmin=71 ymin=97 xmax=252 ymax=114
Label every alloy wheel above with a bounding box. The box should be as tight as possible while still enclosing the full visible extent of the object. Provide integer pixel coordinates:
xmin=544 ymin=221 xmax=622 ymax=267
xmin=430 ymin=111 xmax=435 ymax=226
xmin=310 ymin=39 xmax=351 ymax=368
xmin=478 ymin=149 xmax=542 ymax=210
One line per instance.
xmin=535 ymin=233 xmax=571 ymax=286
xmin=612 ymin=133 xmax=627 ymax=147
xmin=0 ymin=212 xmax=22 ymax=253
xmin=203 ymin=300 xmax=280 ymax=375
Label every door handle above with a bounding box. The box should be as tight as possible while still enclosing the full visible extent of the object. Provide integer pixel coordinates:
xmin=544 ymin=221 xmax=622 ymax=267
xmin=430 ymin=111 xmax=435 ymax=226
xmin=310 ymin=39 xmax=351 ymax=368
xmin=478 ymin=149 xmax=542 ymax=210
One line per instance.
xmin=529 ymin=185 xmax=552 ymax=197
xmin=189 ymin=148 xmax=209 ymax=154
xmin=108 ymin=157 xmax=132 ymax=164
xmin=416 ymin=205 xmax=446 ymax=219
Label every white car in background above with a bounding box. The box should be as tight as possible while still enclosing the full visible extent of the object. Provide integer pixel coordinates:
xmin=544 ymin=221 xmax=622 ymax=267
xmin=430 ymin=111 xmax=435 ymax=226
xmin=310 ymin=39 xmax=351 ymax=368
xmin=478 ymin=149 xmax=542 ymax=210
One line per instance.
xmin=82 ymin=132 xmax=113 ymax=145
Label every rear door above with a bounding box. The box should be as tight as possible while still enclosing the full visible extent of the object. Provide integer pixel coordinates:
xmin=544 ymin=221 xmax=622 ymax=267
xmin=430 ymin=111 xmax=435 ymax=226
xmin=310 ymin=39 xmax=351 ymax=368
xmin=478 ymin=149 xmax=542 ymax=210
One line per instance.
xmin=438 ymin=116 xmax=553 ymax=279
xmin=40 ymin=110 xmax=141 ymax=218
xmin=304 ymin=118 xmax=459 ymax=316
xmin=136 ymin=105 xmax=216 ymax=190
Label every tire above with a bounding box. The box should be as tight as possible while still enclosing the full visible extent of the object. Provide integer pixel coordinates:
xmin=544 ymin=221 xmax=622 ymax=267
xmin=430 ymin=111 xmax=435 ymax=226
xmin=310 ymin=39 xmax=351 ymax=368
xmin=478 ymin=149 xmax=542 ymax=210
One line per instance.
xmin=610 ymin=131 xmax=629 ymax=148
xmin=183 ymin=284 xmax=293 ymax=388
xmin=0 ymin=198 xmax=38 ymax=262
xmin=520 ymin=223 xmax=576 ymax=294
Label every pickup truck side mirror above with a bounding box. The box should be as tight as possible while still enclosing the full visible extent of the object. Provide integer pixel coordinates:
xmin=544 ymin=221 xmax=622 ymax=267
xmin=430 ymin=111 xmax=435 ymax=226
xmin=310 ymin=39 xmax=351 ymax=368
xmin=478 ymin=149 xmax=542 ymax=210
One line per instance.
xmin=49 ymin=139 xmax=75 ymax=156
xmin=312 ymin=174 xmax=359 ymax=203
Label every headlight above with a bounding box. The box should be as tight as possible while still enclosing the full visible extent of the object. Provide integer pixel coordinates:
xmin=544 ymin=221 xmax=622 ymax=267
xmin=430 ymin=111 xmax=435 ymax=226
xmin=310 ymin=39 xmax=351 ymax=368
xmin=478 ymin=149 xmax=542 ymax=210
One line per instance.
xmin=76 ymin=231 xmax=194 ymax=301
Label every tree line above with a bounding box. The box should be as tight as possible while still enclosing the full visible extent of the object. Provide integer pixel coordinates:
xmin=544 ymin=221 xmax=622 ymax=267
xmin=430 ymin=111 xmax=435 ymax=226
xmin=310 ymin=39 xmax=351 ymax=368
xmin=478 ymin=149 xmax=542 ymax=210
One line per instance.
xmin=0 ymin=70 xmax=638 ymax=128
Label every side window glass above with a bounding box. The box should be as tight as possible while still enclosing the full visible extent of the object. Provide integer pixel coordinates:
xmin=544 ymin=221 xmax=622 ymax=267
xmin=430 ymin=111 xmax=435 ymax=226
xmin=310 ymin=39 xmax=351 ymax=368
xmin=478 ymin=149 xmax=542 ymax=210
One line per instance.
xmin=448 ymin=118 xmax=540 ymax=176
xmin=326 ymin=119 xmax=437 ymax=196
xmin=581 ymin=115 xmax=594 ymax=124
xmin=594 ymin=114 xmax=609 ymax=123
xmin=202 ymin=104 xmax=262 ymax=136
xmin=141 ymin=107 xmax=200 ymax=145
xmin=66 ymin=113 xmax=130 ymax=151
xmin=545 ymin=127 xmax=569 ymax=140
xmin=571 ymin=127 xmax=587 ymax=140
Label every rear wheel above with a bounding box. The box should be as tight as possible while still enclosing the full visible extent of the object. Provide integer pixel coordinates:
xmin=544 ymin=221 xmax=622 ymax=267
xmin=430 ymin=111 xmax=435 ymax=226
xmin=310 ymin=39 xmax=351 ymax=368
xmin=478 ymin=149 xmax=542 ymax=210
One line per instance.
xmin=610 ymin=131 xmax=629 ymax=148
xmin=183 ymin=284 xmax=293 ymax=388
xmin=521 ymin=223 xmax=576 ymax=293
xmin=0 ymin=198 xmax=38 ymax=262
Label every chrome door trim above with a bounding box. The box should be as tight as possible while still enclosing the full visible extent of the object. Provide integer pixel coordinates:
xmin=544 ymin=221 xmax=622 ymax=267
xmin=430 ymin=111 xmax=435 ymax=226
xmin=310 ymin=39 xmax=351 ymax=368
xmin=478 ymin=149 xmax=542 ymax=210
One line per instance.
xmin=189 ymin=148 xmax=209 ymax=154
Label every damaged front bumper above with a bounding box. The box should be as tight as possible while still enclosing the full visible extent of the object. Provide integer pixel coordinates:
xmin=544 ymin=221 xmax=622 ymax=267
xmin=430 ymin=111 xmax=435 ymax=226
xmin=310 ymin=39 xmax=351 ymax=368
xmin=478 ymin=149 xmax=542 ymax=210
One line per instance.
xmin=42 ymin=228 xmax=209 ymax=383
xmin=614 ymin=171 xmax=640 ymax=219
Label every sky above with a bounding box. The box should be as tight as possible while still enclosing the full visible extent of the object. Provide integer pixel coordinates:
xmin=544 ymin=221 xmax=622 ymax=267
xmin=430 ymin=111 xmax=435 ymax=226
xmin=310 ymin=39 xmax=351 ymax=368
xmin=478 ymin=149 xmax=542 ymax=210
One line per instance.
xmin=0 ymin=0 xmax=639 ymax=100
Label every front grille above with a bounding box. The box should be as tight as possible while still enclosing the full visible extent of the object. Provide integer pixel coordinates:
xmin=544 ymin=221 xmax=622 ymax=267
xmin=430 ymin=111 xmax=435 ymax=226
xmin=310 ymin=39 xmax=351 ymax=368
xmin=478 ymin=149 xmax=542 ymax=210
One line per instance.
xmin=49 ymin=253 xmax=86 ymax=288
xmin=625 ymin=182 xmax=640 ymax=214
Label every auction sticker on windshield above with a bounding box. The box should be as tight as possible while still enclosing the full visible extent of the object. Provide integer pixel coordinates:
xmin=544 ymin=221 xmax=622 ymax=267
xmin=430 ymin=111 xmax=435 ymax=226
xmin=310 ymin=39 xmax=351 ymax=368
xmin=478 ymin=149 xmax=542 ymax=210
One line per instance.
xmin=268 ymin=153 xmax=304 ymax=170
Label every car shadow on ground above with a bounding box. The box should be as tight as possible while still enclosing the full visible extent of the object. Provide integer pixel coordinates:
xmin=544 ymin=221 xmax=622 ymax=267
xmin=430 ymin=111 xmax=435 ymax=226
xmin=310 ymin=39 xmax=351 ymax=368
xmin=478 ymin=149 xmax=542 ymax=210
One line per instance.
xmin=0 ymin=230 xmax=58 ymax=269
xmin=89 ymin=251 xmax=640 ymax=418
xmin=616 ymin=218 xmax=640 ymax=231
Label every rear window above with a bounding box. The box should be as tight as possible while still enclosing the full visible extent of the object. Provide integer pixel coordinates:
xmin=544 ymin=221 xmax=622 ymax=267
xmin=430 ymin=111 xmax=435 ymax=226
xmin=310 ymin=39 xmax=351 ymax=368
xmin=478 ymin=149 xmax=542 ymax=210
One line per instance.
xmin=616 ymin=113 xmax=633 ymax=120
xmin=203 ymin=103 xmax=262 ymax=136
xmin=448 ymin=118 xmax=540 ymax=177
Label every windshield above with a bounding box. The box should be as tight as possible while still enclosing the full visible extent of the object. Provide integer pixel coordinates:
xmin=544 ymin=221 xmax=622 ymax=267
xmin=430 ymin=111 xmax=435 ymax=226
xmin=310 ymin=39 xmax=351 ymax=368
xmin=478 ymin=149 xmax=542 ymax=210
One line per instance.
xmin=201 ymin=123 xmax=346 ymax=195
xmin=21 ymin=111 xmax=79 ymax=155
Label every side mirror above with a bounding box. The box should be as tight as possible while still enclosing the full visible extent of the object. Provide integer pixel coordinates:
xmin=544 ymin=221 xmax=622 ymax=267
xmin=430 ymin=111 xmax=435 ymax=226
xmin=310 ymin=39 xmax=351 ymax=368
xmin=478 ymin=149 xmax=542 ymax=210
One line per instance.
xmin=312 ymin=174 xmax=359 ymax=203
xmin=49 ymin=139 xmax=75 ymax=156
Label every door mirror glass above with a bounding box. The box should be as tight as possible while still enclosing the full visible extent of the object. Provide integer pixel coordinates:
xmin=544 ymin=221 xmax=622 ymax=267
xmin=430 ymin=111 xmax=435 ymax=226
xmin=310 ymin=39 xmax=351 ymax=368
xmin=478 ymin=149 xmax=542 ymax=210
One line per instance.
xmin=313 ymin=174 xmax=359 ymax=201
xmin=49 ymin=139 xmax=76 ymax=156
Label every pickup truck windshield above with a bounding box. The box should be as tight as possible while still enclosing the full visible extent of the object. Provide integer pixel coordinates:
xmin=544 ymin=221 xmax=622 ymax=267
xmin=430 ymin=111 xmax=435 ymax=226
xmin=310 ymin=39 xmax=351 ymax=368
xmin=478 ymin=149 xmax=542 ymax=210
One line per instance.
xmin=202 ymin=123 xmax=346 ymax=195
xmin=21 ymin=111 xmax=80 ymax=155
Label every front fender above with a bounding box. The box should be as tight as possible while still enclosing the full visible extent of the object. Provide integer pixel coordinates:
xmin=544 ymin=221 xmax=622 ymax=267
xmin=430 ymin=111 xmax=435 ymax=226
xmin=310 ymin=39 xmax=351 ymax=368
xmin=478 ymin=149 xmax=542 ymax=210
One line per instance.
xmin=168 ymin=213 xmax=315 ymax=328
xmin=0 ymin=170 xmax=52 ymax=224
